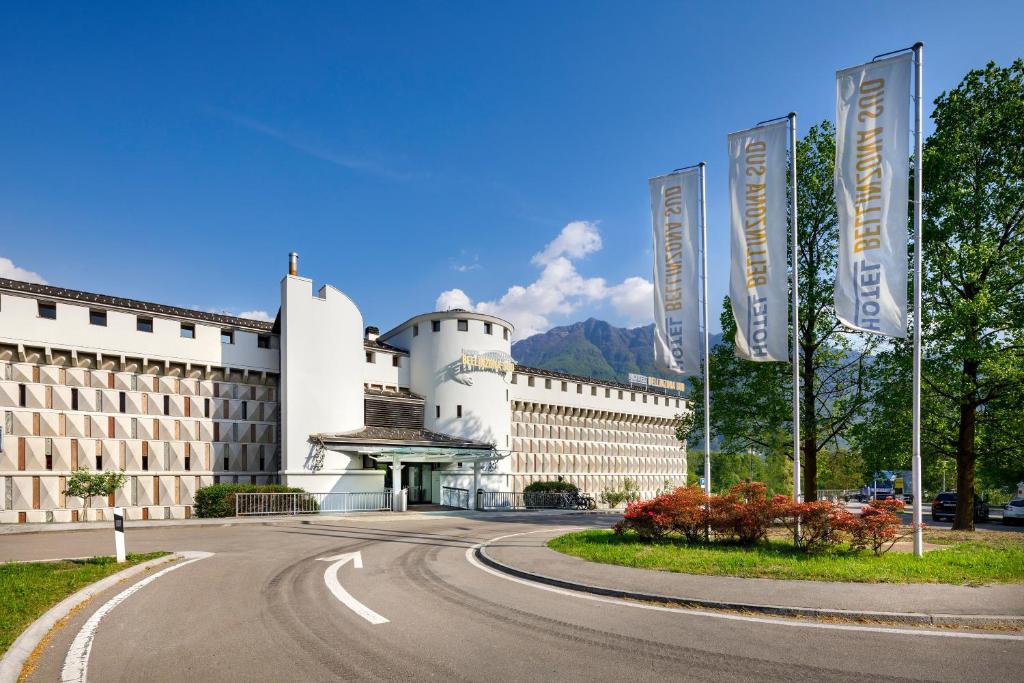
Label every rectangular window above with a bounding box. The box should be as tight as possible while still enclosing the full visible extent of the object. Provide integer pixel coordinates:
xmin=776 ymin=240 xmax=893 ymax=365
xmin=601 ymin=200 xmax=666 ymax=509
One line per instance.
xmin=185 ymin=454 xmax=191 ymax=471
xmin=259 ymin=455 xmax=265 ymax=470
xmin=431 ymin=320 xmax=441 ymax=332
xmin=631 ymin=393 xmax=636 ymax=401
xmin=457 ymin=405 xmax=463 ymax=418
xmin=618 ymin=391 xmax=623 ymax=399
xmin=435 ymin=405 xmax=441 ymax=418
xmin=137 ymin=317 xmax=153 ymax=333
xmin=392 ymin=356 xmax=400 ymax=367
xmin=89 ymin=309 xmax=107 ymax=326
xmin=511 ymin=374 xmax=517 ymax=384
xmin=163 ymin=395 xmax=170 ymax=415
xmin=19 ymin=384 xmax=26 ymax=407
xmin=503 ymin=328 xmax=509 ymax=340
xmin=605 ymin=388 xmax=611 ymax=398
xmin=545 ymin=379 xmax=551 ymax=389
xmin=561 ymin=382 xmax=567 ymax=392
xmin=223 ymin=456 xmax=230 ymax=471
xmin=241 ymin=402 xmax=248 ymax=420
xmin=257 ymin=334 xmax=271 ymax=349
xmin=71 ymin=387 xmax=79 ymax=411
xmin=577 ymin=384 xmax=583 ymax=394
xmin=413 ymin=324 xmax=419 ymax=337
xmin=484 ymin=322 xmax=492 ymax=335
xmin=591 ymin=386 xmax=597 ymax=396
xmin=205 ymin=398 xmax=211 ymax=418
xmin=95 ymin=454 xmax=103 ymax=470
xmin=180 ymin=323 xmax=195 ymax=339
xmin=38 ymin=301 xmax=57 ymax=319
xmin=221 ymin=330 xmax=234 ymax=344
xmin=119 ymin=392 xmax=126 ymax=413
xmin=366 ymin=351 xmax=375 ymax=363
xmin=528 ymin=376 xmax=534 ymax=387
xmin=457 ymin=319 xmax=469 ymax=332
xmin=46 ymin=452 xmax=53 ymax=471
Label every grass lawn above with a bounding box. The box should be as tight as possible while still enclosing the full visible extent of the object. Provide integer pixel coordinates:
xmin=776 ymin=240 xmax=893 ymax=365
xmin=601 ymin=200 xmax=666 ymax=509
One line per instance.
xmin=548 ymin=528 xmax=1024 ymax=584
xmin=0 ymin=552 xmax=169 ymax=655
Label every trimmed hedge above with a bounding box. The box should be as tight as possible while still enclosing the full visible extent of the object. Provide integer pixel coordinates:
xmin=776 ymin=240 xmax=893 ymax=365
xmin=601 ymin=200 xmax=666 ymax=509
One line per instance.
xmin=523 ymin=480 xmax=579 ymax=493
xmin=194 ymin=484 xmax=308 ymax=518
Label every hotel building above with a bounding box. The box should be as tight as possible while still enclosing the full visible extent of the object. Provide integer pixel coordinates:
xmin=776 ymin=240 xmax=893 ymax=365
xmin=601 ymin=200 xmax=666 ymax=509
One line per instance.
xmin=0 ymin=255 xmax=687 ymax=522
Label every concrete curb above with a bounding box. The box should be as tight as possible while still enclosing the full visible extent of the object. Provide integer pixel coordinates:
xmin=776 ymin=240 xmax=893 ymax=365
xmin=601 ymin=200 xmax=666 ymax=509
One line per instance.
xmin=475 ymin=544 xmax=1024 ymax=629
xmin=0 ymin=553 xmax=182 ymax=683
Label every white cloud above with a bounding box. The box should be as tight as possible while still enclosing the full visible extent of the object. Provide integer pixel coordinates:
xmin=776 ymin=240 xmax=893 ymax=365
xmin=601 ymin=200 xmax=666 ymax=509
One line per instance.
xmin=531 ymin=220 xmax=602 ymax=265
xmin=237 ymin=310 xmax=274 ymax=322
xmin=435 ymin=222 xmax=653 ymax=340
xmin=0 ymin=257 xmax=47 ymax=284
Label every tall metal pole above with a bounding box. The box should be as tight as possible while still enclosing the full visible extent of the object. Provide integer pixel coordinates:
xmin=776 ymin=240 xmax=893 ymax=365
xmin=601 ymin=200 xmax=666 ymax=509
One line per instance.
xmin=699 ymin=161 xmax=711 ymax=496
xmin=789 ymin=113 xmax=801 ymax=509
xmin=912 ymin=42 xmax=924 ymax=557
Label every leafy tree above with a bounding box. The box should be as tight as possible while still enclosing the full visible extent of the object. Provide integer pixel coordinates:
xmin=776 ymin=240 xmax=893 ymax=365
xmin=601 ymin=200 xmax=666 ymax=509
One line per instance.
xmin=859 ymin=60 xmax=1024 ymax=530
xmin=64 ymin=468 xmax=127 ymax=519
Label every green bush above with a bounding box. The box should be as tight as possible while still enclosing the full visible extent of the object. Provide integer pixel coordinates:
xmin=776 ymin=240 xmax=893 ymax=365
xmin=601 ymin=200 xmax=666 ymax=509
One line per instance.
xmin=194 ymin=484 xmax=309 ymax=517
xmin=523 ymin=480 xmax=579 ymax=493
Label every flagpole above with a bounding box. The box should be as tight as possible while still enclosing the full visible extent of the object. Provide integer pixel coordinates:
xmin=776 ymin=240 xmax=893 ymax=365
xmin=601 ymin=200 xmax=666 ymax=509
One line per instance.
xmin=911 ymin=42 xmax=924 ymax=558
xmin=789 ymin=112 xmax=802 ymax=538
xmin=699 ymin=161 xmax=711 ymax=496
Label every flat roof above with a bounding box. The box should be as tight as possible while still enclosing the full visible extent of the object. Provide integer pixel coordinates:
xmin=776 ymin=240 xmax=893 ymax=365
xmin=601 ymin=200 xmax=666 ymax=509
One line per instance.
xmin=513 ymin=363 xmax=689 ymax=401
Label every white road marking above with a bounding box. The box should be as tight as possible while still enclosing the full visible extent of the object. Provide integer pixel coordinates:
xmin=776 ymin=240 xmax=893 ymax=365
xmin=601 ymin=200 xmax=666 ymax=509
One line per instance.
xmin=317 ymin=551 xmax=389 ymax=625
xmin=61 ymin=551 xmax=214 ymax=683
xmin=466 ymin=529 xmax=1024 ymax=642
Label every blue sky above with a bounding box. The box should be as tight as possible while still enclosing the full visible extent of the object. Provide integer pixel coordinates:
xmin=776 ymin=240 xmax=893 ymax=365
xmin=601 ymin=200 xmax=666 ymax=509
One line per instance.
xmin=2 ymin=2 xmax=1021 ymax=338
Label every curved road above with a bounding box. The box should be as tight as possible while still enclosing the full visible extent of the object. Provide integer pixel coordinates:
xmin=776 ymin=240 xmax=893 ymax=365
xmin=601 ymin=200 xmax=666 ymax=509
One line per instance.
xmin=10 ymin=513 xmax=1023 ymax=681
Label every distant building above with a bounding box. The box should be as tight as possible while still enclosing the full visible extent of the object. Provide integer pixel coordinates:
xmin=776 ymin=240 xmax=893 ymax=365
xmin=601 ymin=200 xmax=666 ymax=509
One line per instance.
xmin=0 ymin=255 xmax=687 ymax=522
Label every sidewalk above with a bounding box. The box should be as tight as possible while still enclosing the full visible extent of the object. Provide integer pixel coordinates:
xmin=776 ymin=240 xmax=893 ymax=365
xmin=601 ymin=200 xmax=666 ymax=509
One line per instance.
xmin=480 ymin=527 xmax=1024 ymax=623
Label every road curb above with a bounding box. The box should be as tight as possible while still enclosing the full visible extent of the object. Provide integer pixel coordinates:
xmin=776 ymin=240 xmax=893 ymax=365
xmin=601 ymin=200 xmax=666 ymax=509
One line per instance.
xmin=475 ymin=544 xmax=1024 ymax=629
xmin=0 ymin=553 xmax=182 ymax=683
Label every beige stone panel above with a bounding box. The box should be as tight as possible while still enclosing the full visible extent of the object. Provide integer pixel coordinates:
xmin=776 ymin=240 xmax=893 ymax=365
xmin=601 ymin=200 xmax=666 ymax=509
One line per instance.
xmin=76 ymin=388 xmax=98 ymax=412
xmin=178 ymin=378 xmax=198 ymax=396
xmin=197 ymin=380 xmax=214 ymax=397
xmin=142 ymin=441 xmax=161 ymax=471
xmin=224 ymin=400 xmax=243 ymax=420
xmin=180 ymin=476 xmax=197 ymax=505
xmin=38 ymin=412 xmax=59 ymax=437
xmin=167 ymin=442 xmax=186 ymax=471
xmin=165 ymin=394 xmax=185 ymax=418
xmin=142 ymin=392 xmax=159 ymax=415
xmin=85 ymin=415 xmax=103 ymax=439
xmin=10 ymin=363 xmax=33 ymax=383
xmin=156 ymin=376 xmax=176 ymax=395
xmin=135 ymin=417 xmax=156 ymax=440
xmin=10 ymin=476 xmax=33 ymax=508
xmin=63 ymin=368 xmax=87 ymax=387
xmin=9 ymin=410 xmax=31 ymax=437
xmin=23 ymin=385 xmax=46 ymax=410
xmin=179 ymin=419 xmax=197 ymax=441
xmin=123 ymin=391 xmax=143 ymax=415
xmin=155 ymin=418 xmax=174 ymax=441
xmin=37 ymin=366 xmax=59 ymax=385
xmin=97 ymin=389 xmax=117 ymax=414
xmin=111 ymin=372 xmax=132 ymax=391
xmin=22 ymin=437 xmax=45 ymax=470
xmin=89 ymin=370 xmax=111 ymax=388
xmin=213 ymin=442 xmax=229 ymax=470
xmin=124 ymin=440 xmax=143 ymax=470
xmin=0 ymin=381 xmax=19 ymax=408
xmin=136 ymin=477 xmax=155 ymax=506
xmin=38 ymin=476 xmax=61 ymax=509
xmin=99 ymin=440 xmax=119 ymax=471
xmin=196 ymin=419 xmax=214 ymax=442
xmin=158 ymin=476 xmax=176 ymax=505
xmin=114 ymin=483 xmax=132 ymax=507
xmin=111 ymin=416 xmax=130 ymax=439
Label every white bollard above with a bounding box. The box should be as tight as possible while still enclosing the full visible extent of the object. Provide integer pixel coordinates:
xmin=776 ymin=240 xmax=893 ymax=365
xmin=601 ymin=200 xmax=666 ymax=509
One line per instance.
xmin=113 ymin=507 xmax=126 ymax=563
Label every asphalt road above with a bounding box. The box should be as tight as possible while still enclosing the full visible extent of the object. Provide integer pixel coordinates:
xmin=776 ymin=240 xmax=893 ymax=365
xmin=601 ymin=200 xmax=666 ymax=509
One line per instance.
xmin=6 ymin=513 xmax=1023 ymax=682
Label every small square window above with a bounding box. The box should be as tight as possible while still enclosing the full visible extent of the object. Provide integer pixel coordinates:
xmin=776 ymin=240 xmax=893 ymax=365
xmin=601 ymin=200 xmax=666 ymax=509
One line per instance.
xmin=221 ymin=330 xmax=234 ymax=344
xmin=432 ymin=320 xmax=441 ymax=332
xmin=484 ymin=322 xmax=493 ymax=335
xmin=366 ymin=351 xmax=375 ymax=363
xmin=392 ymin=356 xmax=400 ymax=367
xmin=413 ymin=324 xmax=419 ymax=337
xmin=257 ymin=334 xmax=271 ymax=349
xmin=457 ymin=319 xmax=468 ymax=332
xmin=180 ymin=323 xmax=195 ymax=339
xmin=38 ymin=301 xmax=56 ymax=319
xmin=137 ymin=317 xmax=153 ymax=333
xmin=89 ymin=309 xmax=107 ymax=326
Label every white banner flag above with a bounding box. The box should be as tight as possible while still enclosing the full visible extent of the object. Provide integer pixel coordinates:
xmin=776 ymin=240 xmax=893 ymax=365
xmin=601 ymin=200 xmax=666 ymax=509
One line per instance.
xmin=650 ymin=170 xmax=702 ymax=375
xmin=728 ymin=121 xmax=789 ymax=361
xmin=834 ymin=53 xmax=911 ymax=337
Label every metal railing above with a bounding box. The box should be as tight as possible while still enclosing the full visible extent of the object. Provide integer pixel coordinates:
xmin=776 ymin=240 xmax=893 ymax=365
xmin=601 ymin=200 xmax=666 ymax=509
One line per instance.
xmin=441 ymin=486 xmax=470 ymax=509
xmin=234 ymin=490 xmax=393 ymax=516
xmin=477 ymin=491 xmax=574 ymax=511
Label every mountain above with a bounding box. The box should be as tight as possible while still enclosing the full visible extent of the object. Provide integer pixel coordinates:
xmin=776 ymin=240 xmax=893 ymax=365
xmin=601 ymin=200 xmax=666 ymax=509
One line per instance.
xmin=511 ymin=318 xmax=723 ymax=383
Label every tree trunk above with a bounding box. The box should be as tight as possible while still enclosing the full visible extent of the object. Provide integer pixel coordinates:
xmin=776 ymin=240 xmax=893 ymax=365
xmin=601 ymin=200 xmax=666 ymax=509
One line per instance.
xmin=953 ymin=359 xmax=979 ymax=531
xmin=802 ymin=346 xmax=817 ymax=502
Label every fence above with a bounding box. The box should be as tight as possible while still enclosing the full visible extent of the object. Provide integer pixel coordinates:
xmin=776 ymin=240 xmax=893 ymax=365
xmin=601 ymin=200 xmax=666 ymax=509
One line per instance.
xmin=476 ymin=491 xmax=573 ymax=511
xmin=441 ymin=486 xmax=470 ymax=509
xmin=234 ymin=490 xmax=393 ymax=516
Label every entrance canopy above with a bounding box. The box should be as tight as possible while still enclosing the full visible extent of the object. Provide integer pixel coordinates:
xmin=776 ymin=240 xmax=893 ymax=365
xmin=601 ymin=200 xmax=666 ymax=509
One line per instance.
xmin=311 ymin=425 xmax=507 ymax=465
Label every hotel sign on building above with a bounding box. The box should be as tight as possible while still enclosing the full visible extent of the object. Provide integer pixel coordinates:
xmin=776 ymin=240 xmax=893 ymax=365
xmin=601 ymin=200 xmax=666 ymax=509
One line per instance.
xmin=628 ymin=373 xmax=685 ymax=394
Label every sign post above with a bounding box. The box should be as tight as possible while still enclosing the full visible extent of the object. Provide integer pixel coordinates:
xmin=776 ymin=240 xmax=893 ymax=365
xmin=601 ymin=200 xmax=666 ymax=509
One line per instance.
xmin=113 ymin=507 xmax=126 ymax=563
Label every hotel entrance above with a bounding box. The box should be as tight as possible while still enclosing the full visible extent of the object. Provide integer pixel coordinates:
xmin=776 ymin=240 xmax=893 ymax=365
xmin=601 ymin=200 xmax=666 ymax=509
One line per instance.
xmin=384 ymin=463 xmax=433 ymax=504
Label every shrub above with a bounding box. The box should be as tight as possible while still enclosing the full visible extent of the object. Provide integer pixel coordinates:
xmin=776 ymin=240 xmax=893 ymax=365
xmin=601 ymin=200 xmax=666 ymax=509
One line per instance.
xmin=194 ymin=484 xmax=309 ymax=517
xmin=523 ymin=480 xmax=579 ymax=493
xmin=782 ymin=499 xmax=856 ymax=552
xmin=614 ymin=497 xmax=669 ymax=540
xmin=601 ymin=477 xmax=642 ymax=508
xmin=660 ymin=485 xmax=710 ymax=542
xmin=708 ymin=482 xmax=789 ymax=545
xmin=846 ymin=498 xmax=913 ymax=556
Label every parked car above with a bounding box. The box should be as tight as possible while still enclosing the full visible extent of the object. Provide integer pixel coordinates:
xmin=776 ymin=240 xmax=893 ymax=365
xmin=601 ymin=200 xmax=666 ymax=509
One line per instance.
xmin=930 ymin=492 xmax=990 ymax=522
xmin=1002 ymin=498 xmax=1024 ymax=526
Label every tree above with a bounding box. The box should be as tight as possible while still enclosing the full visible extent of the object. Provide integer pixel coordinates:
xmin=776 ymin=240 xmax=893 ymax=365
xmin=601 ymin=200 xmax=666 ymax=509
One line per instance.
xmin=687 ymin=122 xmax=875 ymax=501
xmin=64 ymin=469 xmax=127 ymax=520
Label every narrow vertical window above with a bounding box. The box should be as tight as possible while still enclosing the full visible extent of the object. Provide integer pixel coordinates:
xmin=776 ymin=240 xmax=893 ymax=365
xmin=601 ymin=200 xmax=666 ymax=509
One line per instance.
xmin=457 ymin=405 xmax=463 ymax=418
xmin=71 ymin=387 xmax=79 ymax=411
xmin=119 ymin=391 xmax=126 ymax=413
xmin=163 ymin=395 xmax=170 ymax=415
xmin=18 ymin=384 xmax=26 ymax=407
xmin=435 ymin=405 xmax=441 ymax=418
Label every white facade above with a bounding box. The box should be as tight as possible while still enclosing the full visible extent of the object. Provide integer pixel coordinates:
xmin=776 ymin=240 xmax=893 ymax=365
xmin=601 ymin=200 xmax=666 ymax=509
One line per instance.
xmin=0 ymin=260 xmax=687 ymax=522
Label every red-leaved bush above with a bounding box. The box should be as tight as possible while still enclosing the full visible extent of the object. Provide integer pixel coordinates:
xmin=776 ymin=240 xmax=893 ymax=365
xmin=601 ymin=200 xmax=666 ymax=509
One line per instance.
xmin=782 ymin=499 xmax=856 ymax=552
xmin=708 ymin=482 xmax=790 ymax=545
xmin=614 ymin=485 xmax=710 ymax=541
xmin=846 ymin=498 xmax=912 ymax=556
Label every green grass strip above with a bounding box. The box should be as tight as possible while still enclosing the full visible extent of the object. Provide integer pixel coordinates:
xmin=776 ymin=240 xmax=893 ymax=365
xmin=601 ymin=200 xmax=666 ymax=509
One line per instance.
xmin=0 ymin=552 xmax=169 ymax=655
xmin=548 ymin=530 xmax=1024 ymax=584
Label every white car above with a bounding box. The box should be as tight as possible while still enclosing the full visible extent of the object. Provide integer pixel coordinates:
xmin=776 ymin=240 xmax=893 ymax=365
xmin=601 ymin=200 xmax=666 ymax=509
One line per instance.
xmin=1002 ymin=498 xmax=1024 ymax=525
